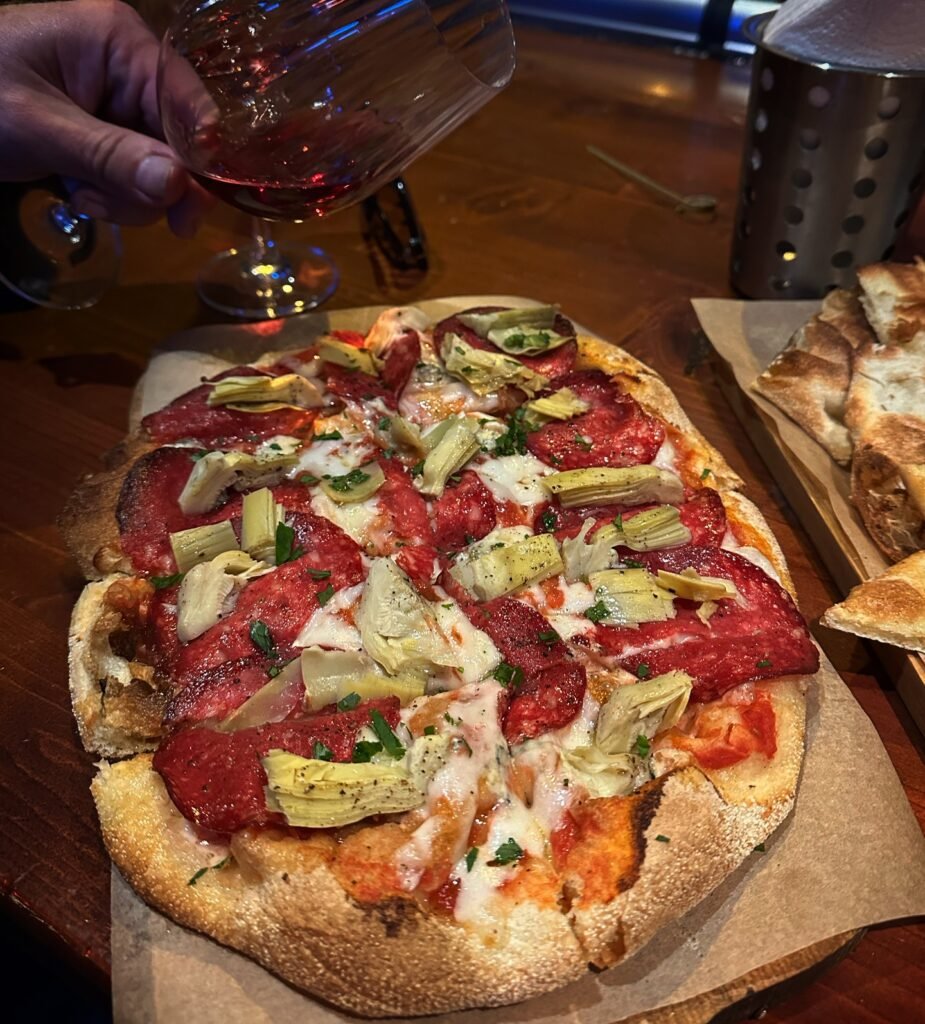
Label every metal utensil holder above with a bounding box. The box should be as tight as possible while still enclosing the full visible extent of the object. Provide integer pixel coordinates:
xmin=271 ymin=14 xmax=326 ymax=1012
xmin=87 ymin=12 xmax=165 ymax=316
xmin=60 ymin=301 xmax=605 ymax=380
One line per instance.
xmin=731 ymin=14 xmax=925 ymax=299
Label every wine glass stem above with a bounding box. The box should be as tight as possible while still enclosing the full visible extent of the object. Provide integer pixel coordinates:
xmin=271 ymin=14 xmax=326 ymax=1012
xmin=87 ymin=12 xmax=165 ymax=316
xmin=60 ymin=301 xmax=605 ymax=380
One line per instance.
xmin=249 ymin=217 xmax=281 ymax=274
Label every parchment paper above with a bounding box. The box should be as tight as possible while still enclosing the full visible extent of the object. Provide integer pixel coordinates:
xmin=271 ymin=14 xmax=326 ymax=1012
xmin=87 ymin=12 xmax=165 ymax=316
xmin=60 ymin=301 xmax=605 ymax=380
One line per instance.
xmin=109 ymin=299 xmax=925 ymax=1023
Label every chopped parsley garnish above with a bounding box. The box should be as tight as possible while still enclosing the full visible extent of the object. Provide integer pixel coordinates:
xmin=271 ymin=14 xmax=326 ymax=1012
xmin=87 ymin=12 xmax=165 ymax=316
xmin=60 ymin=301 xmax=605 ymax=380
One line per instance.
xmin=613 ymin=513 xmax=624 ymax=530
xmin=756 ymin=658 xmax=772 ymax=668
xmin=337 ymin=692 xmax=360 ymax=711
xmin=268 ymin=442 xmax=282 ymax=451
xmin=636 ymin=663 xmax=651 ymax=679
xmin=573 ymin=433 xmax=593 ymax=451
xmin=488 ymin=838 xmax=524 ymax=867
xmin=306 ymin=567 xmax=332 ymax=580
xmin=540 ymin=508 xmax=557 ymax=533
xmin=410 ymin=460 xmax=425 ymax=477
xmin=465 ymin=847 xmax=479 ymax=872
xmin=493 ymin=661 xmax=525 ymax=689
xmin=313 ymin=740 xmax=334 ymax=761
xmin=299 ymin=473 xmax=319 ymax=486
xmin=187 ymin=857 xmax=229 ymax=887
xmin=352 ymin=741 xmax=383 ymax=763
xmin=584 ymin=600 xmax=610 ymax=624
xmin=623 ymin=558 xmax=644 ymax=569
xmin=455 ymin=736 xmax=474 ymax=757
xmin=538 ymin=629 xmax=558 ymax=645
xmin=190 ymin=450 xmax=211 ymax=462
xmin=754 ymin=843 xmax=766 ymax=853
xmin=382 ymin=447 xmax=395 ymax=459
xmin=423 ymin=725 xmax=437 ymax=736
xmin=442 ymin=602 xmax=454 ymax=609
xmin=492 ymin=407 xmax=529 ymax=456
xmin=267 ymin=657 xmax=295 ymax=678
xmin=370 ymin=709 xmax=405 ymax=759
xmin=444 ymin=712 xmax=462 ymax=727
xmin=275 ymin=522 xmax=303 ymax=566
xmin=327 ymin=467 xmax=371 ymax=493
xmin=151 ymin=573 xmax=184 ymax=590
xmin=246 ymin=433 xmax=260 ymax=442
xmin=249 ymin=619 xmax=275 ymax=656
xmin=655 ymin=834 xmax=670 ymax=844
xmin=378 ymin=417 xmax=391 ymax=431
xmin=317 ymin=583 xmax=336 ymax=606
xmin=633 ymin=734 xmax=651 ymax=757
xmin=700 ymin=467 xmax=712 ymax=480
xmin=315 ymin=429 xmax=343 ymax=441
xmin=464 ymin=532 xmax=476 ymax=545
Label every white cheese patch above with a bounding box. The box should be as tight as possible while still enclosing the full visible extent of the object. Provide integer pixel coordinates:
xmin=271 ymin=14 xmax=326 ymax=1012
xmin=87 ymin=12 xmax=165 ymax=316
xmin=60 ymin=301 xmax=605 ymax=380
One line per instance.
xmin=294 ymin=582 xmax=364 ymax=649
xmin=399 ymin=369 xmax=501 ymax=426
xmin=652 ymin=437 xmax=678 ymax=474
xmin=295 ymin=435 xmax=373 ymax=479
xmin=519 ymin=577 xmax=595 ymax=640
xmin=720 ymin=530 xmax=782 ymax=584
xmin=310 ymin=490 xmax=381 ymax=546
xmin=256 ymin=434 xmax=302 ymax=458
xmin=475 ymin=454 xmax=555 ymax=507
xmin=431 ymin=594 xmax=501 ymax=685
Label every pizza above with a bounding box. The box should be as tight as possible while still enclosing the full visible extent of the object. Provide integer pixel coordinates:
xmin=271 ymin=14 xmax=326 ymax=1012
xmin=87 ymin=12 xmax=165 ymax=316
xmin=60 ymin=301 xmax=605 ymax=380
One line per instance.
xmin=62 ymin=302 xmax=819 ymax=1016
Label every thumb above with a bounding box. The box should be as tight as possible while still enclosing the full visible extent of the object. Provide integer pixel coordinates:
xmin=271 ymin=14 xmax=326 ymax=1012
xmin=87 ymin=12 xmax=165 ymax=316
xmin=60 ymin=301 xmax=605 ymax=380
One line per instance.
xmin=43 ymin=103 xmax=187 ymax=208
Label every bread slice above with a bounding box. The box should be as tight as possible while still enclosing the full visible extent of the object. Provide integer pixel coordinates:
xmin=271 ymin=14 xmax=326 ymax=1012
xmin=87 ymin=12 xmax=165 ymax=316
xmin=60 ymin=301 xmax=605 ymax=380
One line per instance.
xmin=752 ymin=289 xmax=874 ymax=464
xmin=821 ymin=551 xmax=925 ymax=653
xmin=857 ymin=256 xmax=925 ymax=346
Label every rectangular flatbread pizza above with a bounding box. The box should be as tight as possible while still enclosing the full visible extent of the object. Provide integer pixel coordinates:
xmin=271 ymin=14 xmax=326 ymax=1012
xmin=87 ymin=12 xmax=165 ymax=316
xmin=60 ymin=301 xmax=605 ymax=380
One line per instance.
xmin=62 ymin=303 xmax=819 ymax=1016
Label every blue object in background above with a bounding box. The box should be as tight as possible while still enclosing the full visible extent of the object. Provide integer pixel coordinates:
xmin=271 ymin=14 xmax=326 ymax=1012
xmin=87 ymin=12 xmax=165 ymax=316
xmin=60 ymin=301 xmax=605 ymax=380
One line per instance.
xmin=509 ymin=0 xmax=780 ymax=54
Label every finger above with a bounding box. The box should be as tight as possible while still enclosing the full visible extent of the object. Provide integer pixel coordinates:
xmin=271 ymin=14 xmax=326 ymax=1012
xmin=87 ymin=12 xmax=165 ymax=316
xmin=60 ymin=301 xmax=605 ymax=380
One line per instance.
xmin=70 ymin=187 xmax=163 ymax=228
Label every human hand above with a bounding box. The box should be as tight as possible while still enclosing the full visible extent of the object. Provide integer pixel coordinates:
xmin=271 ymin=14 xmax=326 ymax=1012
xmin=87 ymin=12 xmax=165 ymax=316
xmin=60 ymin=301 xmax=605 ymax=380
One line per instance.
xmin=0 ymin=0 xmax=209 ymax=237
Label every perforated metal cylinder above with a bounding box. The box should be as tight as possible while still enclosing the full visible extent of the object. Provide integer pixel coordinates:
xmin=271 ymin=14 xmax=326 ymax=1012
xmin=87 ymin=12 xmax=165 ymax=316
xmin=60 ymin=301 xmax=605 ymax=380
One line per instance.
xmin=731 ymin=15 xmax=925 ymax=300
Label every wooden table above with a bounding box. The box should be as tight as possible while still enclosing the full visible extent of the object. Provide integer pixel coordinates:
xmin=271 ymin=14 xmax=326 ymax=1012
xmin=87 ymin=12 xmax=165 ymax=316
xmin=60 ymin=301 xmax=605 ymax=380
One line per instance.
xmin=1 ymin=23 xmax=922 ymax=1023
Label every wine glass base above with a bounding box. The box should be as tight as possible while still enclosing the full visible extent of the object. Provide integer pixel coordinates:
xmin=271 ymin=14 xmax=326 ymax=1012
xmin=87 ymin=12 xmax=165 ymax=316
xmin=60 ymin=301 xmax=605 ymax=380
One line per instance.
xmin=197 ymin=242 xmax=338 ymax=319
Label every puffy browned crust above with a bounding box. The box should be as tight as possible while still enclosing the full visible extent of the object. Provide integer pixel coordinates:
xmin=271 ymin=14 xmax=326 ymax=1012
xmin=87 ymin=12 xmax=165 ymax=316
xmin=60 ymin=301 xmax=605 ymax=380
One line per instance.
xmin=821 ymin=551 xmax=925 ymax=653
xmin=720 ymin=490 xmax=796 ymax=597
xmin=92 ymin=756 xmax=588 ymax=1017
xmin=577 ymin=335 xmax=744 ymax=491
xmin=857 ymin=256 xmax=925 ymax=346
xmin=59 ymin=434 xmax=151 ymax=580
xmin=69 ymin=575 xmax=166 ymax=758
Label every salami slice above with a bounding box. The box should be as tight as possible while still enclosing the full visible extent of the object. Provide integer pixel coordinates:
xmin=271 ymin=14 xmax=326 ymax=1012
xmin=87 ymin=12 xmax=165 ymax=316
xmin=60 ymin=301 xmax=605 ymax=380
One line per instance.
xmin=152 ymin=699 xmax=402 ymax=833
xmin=430 ymin=470 xmax=498 ymax=550
xmin=375 ymin=457 xmax=433 ymax=551
xmin=142 ymin=366 xmax=316 ymax=444
xmin=433 ymin=307 xmax=578 ymax=382
xmin=593 ymin=546 xmax=818 ymax=701
xmin=463 ymin=596 xmax=586 ymax=743
xmin=526 ymin=404 xmax=664 ymax=470
xmin=378 ymin=329 xmax=421 ymax=394
xmin=323 ymin=364 xmax=397 ymax=408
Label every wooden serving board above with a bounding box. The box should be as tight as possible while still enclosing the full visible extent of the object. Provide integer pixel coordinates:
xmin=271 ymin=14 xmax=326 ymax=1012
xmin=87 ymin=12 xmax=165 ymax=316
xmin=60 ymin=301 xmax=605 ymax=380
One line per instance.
xmin=693 ymin=298 xmax=925 ymax=736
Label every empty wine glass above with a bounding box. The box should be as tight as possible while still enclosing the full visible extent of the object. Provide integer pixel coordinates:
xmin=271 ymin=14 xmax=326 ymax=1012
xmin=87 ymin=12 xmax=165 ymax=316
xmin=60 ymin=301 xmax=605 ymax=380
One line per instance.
xmin=158 ymin=0 xmax=515 ymax=319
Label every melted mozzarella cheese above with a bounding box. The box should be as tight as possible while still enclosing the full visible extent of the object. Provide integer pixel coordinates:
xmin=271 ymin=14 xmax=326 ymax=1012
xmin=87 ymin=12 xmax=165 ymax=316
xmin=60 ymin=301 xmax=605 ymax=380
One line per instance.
xmin=295 ymin=434 xmax=373 ymax=479
xmin=520 ymin=577 xmax=596 ymax=640
xmin=720 ymin=530 xmax=782 ymax=584
xmin=431 ymin=593 xmax=501 ymax=685
xmin=257 ymin=434 xmax=303 ymax=457
xmin=474 ymin=454 xmax=554 ymax=506
xmin=294 ymin=582 xmax=364 ymax=649
xmin=310 ymin=490 xmax=381 ymax=546
xmin=652 ymin=437 xmax=678 ymax=474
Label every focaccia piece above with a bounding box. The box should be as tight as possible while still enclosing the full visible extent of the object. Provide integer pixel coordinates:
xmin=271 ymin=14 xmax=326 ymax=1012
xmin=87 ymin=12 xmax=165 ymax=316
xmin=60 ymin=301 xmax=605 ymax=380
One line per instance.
xmin=752 ymin=288 xmax=874 ymax=464
xmin=821 ymin=551 xmax=925 ymax=653
xmin=857 ymin=256 xmax=925 ymax=346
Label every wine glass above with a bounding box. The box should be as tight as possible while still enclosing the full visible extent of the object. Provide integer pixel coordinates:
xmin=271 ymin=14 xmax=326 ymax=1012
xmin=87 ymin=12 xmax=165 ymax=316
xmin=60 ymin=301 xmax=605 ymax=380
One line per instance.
xmin=158 ymin=0 xmax=516 ymax=319
xmin=0 ymin=178 xmax=120 ymax=310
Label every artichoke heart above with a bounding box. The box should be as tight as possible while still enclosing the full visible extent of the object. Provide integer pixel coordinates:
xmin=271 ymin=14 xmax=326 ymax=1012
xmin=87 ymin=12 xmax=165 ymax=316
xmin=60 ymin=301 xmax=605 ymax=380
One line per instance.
xmin=419 ymin=418 xmax=480 ymax=496
xmin=451 ymin=533 xmax=564 ymax=601
xmin=588 ymin=568 xmax=676 ymax=626
xmin=208 ymin=373 xmax=323 ymax=411
xmin=656 ymin=568 xmax=738 ymax=602
xmin=170 ymin=521 xmax=240 ymax=574
xmin=441 ymin=333 xmax=549 ymax=397
xmin=320 ymin=463 xmax=386 ymax=505
xmin=262 ymin=751 xmax=423 ymax=828
xmin=522 ymin=388 xmax=590 ymax=428
xmin=241 ymin=487 xmax=284 ymax=561
xmin=457 ymin=306 xmax=573 ymax=356
xmin=176 ymin=559 xmax=236 ymax=642
xmin=317 ymin=337 xmax=377 ymax=375
xmin=561 ymin=520 xmax=618 ymax=582
xmin=178 ymin=449 xmax=298 ymax=516
xmin=356 ymin=559 xmax=454 ymax=675
xmin=595 ymin=671 xmax=693 ymax=756
xmin=560 ymin=746 xmax=637 ymax=799
xmin=300 ymin=646 xmax=426 ymax=710
xmin=407 ymin=733 xmax=453 ymax=792
xmin=621 ymin=505 xmax=692 ymax=552
xmin=390 ymin=416 xmax=428 ymax=455
xmin=544 ymin=466 xmax=684 ymax=509
xmin=217 ymin=660 xmax=302 ymax=733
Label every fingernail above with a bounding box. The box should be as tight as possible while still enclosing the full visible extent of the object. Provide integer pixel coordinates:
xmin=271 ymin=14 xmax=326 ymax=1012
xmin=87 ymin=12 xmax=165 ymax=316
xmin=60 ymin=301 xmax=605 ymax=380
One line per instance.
xmin=135 ymin=154 xmax=178 ymax=200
